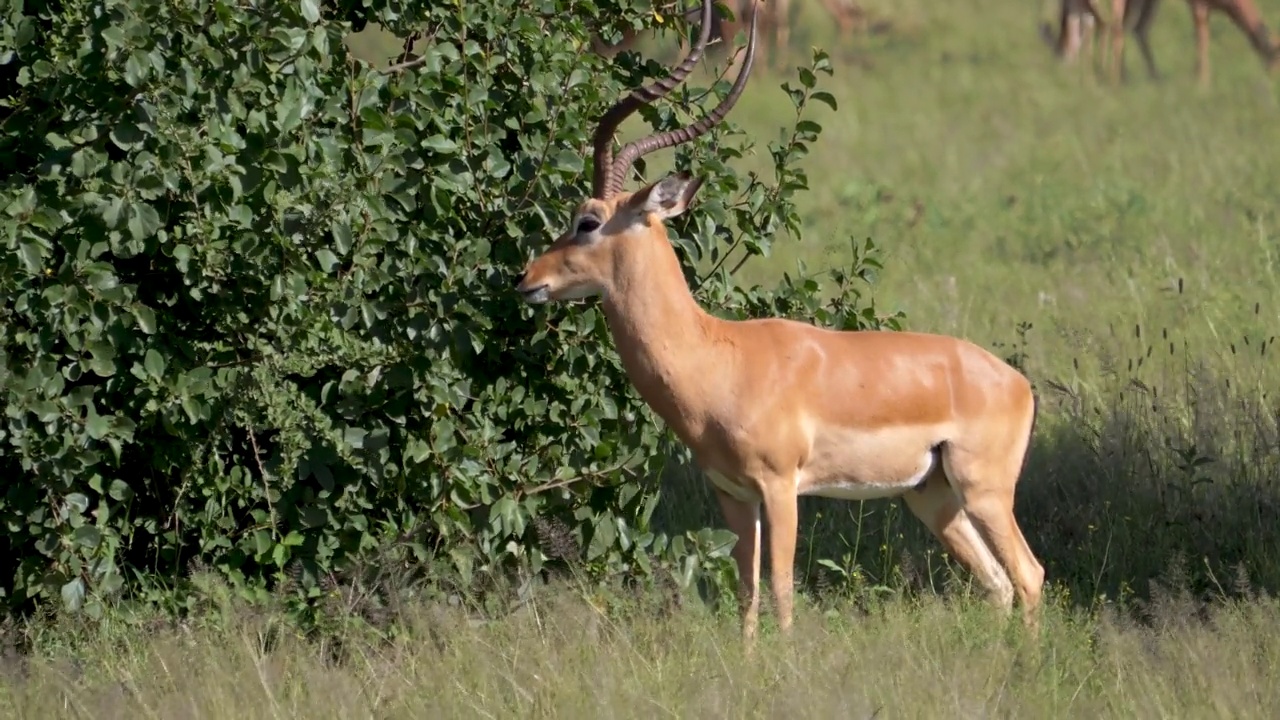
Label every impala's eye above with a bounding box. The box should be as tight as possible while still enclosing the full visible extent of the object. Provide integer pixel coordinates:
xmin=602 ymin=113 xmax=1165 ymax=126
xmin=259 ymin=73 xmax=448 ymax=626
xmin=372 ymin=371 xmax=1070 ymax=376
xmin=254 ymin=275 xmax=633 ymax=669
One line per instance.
xmin=575 ymin=216 xmax=601 ymax=235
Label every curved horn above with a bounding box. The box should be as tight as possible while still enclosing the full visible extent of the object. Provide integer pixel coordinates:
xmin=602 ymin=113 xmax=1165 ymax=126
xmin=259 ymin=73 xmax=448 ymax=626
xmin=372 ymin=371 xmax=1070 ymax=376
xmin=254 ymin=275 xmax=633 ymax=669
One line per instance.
xmin=591 ymin=0 xmax=716 ymax=199
xmin=608 ymin=0 xmax=759 ymax=197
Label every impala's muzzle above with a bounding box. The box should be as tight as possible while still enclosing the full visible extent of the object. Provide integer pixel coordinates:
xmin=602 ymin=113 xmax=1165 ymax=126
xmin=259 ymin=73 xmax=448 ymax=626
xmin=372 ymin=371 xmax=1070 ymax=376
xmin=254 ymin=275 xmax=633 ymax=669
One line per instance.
xmin=514 ymin=271 xmax=550 ymax=304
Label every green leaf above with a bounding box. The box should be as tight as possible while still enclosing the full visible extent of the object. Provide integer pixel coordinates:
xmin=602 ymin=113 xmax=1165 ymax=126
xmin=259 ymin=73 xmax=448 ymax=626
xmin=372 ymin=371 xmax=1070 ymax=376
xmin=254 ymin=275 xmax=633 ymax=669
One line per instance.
xmin=587 ymin=512 xmax=617 ymax=561
xmin=85 ymin=412 xmax=111 ymax=440
xmin=315 ymin=249 xmax=340 ymax=273
xmin=172 ymin=244 xmax=192 ymax=271
xmin=552 ymin=149 xmax=583 ymax=173
xmin=181 ymin=395 xmax=205 ymax=423
xmin=110 ymin=121 xmax=146 ymax=150
xmin=101 ymin=25 xmax=126 ymax=50
xmin=123 ymin=50 xmax=149 ymax=86
xmin=331 ymin=220 xmax=353 ymax=254
xmin=490 ymin=496 xmax=517 ymax=532
xmin=127 ymin=203 xmax=162 ymax=240
xmin=276 ymin=97 xmax=303 ymax=133
xmin=86 ymin=268 xmax=118 ymax=290
xmin=99 ymin=570 xmax=125 ymax=595
xmin=254 ymin=530 xmax=272 ymax=557
xmin=61 ymin=579 xmax=85 ymax=611
xmin=134 ymin=305 xmax=157 ymax=334
xmin=299 ymin=506 xmax=328 ymax=528
xmin=701 ymin=528 xmax=739 ymax=558
xmin=300 ymin=0 xmax=321 ymax=23
xmin=102 ymin=197 xmax=125 ymax=228
xmin=17 ymin=242 xmax=43 ymax=273
xmin=66 ymin=493 xmax=90 ymax=514
xmin=108 ymin=479 xmax=133 ymax=501
xmin=15 ymin=17 xmax=36 ymax=48
xmin=344 ymin=427 xmax=368 ymax=449
xmin=144 ymin=349 xmax=166 ymax=380
xmin=422 ymin=135 xmax=458 ymax=153
xmin=73 ymin=526 xmax=103 ymax=549
xmin=811 ymin=91 xmax=838 ymax=111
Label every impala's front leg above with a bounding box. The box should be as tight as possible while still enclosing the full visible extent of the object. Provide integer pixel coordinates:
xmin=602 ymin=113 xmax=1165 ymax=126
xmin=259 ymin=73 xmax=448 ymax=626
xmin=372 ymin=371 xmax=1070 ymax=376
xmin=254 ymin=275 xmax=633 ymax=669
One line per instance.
xmin=762 ymin=480 xmax=799 ymax=633
xmin=712 ymin=485 xmax=762 ymax=642
xmin=1192 ymin=0 xmax=1212 ymax=88
xmin=1109 ymin=0 xmax=1128 ymax=82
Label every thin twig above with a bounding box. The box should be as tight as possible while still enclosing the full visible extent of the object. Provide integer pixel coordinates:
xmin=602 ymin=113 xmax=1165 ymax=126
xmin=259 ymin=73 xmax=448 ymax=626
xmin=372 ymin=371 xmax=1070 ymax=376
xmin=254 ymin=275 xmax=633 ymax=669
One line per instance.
xmin=380 ymin=55 xmax=429 ymax=74
xmin=396 ymin=30 xmax=422 ymax=66
xmin=522 ymin=458 xmax=637 ymax=496
xmin=247 ymin=428 xmax=278 ymax=537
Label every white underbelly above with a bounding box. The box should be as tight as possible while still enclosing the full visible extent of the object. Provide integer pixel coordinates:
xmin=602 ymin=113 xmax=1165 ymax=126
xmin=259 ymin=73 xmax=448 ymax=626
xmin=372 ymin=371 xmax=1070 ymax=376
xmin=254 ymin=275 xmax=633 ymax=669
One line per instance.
xmin=798 ymin=448 xmax=939 ymax=501
xmin=702 ymin=444 xmax=942 ymax=505
xmin=802 ymin=483 xmax=912 ymax=501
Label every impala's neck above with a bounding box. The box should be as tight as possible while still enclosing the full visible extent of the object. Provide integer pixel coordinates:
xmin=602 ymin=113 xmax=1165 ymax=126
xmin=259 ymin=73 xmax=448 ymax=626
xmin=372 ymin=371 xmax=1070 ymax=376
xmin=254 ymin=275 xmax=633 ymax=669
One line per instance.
xmin=601 ymin=225 xmax=720 ymax=432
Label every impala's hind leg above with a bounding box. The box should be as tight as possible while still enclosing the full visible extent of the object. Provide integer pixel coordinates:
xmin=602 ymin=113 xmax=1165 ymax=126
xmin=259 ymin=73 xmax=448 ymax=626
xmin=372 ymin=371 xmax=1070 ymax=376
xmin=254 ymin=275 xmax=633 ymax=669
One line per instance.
xmin=904 ymin=470 xmax=1014 ymax=610
xmin=1192 ymin=0 xmax=1212 ymax=87
xmin=1131 ymin=0 xmax=1162 ymax=79
xmin=1109 ymin=0 xmax=1130 ymax=81
xmin=941 ymin=415 xmax=1045 ymax=629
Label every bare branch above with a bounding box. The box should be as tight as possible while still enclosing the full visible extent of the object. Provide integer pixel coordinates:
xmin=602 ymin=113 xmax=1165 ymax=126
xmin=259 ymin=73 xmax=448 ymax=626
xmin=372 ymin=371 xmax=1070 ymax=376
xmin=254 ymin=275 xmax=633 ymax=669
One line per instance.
xmin=380 ymin=54 xmax=429 ymax=75
xmin=368 ymin=29 xmax=427 ymax=75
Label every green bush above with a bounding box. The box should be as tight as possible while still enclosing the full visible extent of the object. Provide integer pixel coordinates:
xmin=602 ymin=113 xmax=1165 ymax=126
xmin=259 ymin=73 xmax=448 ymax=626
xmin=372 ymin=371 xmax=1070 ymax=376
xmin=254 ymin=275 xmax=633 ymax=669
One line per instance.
xmin=0 ymin=0 xmax=898 ymax=620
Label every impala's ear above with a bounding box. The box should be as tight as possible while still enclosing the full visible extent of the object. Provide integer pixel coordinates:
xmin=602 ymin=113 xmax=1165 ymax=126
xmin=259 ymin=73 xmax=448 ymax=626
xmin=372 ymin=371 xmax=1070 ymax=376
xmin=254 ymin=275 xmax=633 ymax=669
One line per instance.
xmin=634 ymin=172 xmax=704 ymax=221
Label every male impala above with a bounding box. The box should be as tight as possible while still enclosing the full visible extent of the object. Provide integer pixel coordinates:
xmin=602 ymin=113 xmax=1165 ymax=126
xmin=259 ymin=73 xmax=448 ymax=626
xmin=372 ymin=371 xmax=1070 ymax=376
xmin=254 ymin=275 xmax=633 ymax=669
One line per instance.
xmin=517 ymin=0 xmax=1045 ymax=640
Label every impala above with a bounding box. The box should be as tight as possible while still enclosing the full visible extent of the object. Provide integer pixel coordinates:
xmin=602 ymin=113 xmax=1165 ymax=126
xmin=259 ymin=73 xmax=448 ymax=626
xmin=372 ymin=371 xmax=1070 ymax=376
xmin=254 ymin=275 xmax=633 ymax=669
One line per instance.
xmin=714 ymin=0 xmax=872 ymax=69
xmin=591 ymin=0 xmax=872 ymax=71
xmin=1043 ymin=0 xmax=1280 ymax=85
xmin=1041 ymin=0 xmax=1108 ymax=69
xmin=517 ymin=0 xmax=1045 ymax=640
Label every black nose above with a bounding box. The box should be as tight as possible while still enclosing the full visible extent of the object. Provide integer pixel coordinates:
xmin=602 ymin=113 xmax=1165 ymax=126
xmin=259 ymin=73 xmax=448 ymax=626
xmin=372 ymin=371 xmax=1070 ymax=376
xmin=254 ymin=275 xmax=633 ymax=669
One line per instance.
xmin=512 ymin=272 xmax=526 ymax=288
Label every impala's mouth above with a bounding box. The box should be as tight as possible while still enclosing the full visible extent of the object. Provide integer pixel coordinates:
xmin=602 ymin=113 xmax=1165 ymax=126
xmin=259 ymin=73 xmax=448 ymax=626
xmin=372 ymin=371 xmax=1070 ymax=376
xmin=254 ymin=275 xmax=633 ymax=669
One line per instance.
xmin=519 ymin=284 xmax=550 ymax=304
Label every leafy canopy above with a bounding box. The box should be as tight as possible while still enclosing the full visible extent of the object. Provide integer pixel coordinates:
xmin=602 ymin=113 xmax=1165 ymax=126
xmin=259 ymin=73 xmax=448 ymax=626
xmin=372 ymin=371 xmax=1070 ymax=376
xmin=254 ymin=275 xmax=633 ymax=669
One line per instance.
xmin=0 ymin=0 xmax=899 ymax=620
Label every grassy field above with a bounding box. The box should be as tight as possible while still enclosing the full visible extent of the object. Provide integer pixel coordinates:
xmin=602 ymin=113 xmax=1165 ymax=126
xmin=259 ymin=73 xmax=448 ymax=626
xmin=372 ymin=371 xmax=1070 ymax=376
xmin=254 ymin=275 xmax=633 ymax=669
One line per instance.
xmin=4 ymin=590 xmax=1280 ymax=717
xmin=9 ymin=0 xmax=1280 ymax=716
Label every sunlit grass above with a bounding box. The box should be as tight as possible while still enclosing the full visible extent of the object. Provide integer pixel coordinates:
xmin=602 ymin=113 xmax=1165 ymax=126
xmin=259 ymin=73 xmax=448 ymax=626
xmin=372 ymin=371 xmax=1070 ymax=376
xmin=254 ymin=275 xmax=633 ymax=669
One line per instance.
xmin=4 ymin=583 xmax=1280 ymax=718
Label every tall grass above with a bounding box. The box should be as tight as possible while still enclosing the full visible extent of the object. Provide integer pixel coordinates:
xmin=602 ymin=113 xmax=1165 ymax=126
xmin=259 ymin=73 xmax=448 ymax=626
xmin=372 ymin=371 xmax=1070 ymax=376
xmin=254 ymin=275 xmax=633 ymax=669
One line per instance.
xmin=4 ymin=588 xmax=1280 ymax=718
